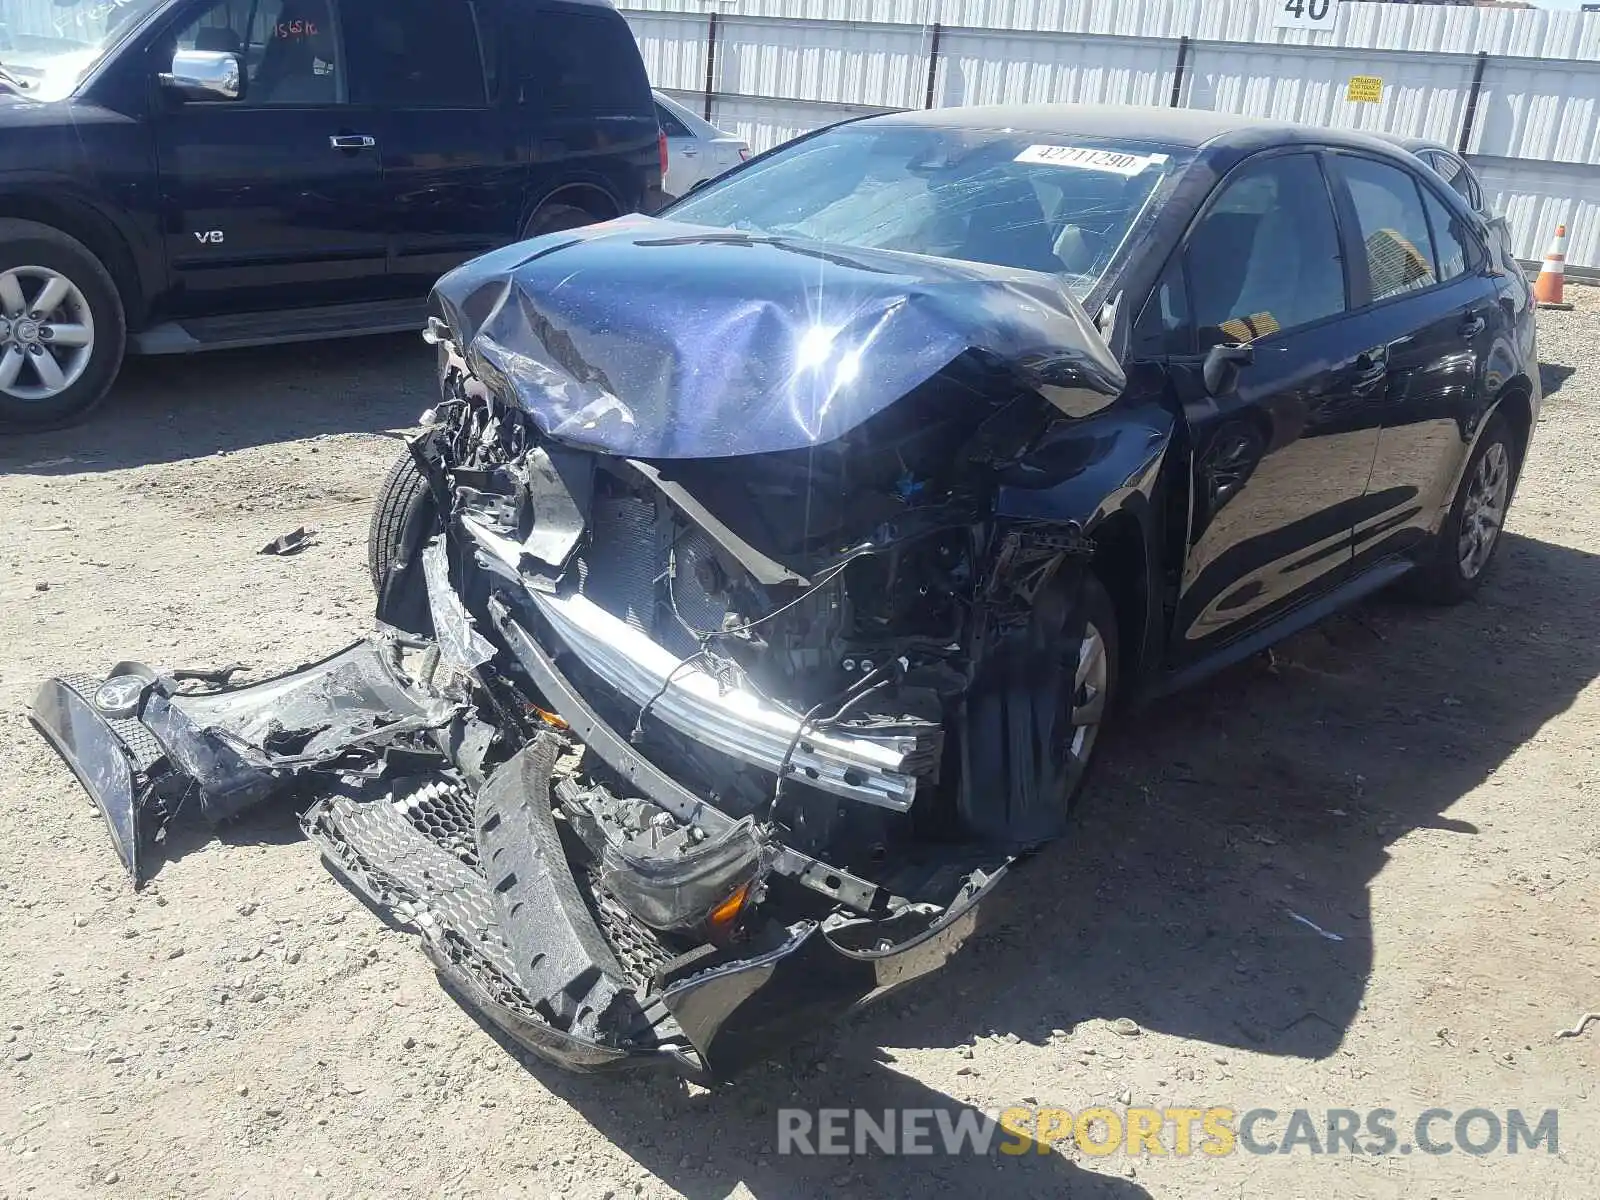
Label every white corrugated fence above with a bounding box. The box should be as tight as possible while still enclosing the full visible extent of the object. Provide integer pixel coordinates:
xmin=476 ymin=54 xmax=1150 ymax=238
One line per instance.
xmin=624 ymin=0 xmax=1600 ymax=272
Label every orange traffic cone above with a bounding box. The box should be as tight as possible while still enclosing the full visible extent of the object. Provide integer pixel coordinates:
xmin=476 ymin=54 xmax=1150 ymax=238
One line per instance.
xmin=1534 ymin=223 xmax=1573 ymax=311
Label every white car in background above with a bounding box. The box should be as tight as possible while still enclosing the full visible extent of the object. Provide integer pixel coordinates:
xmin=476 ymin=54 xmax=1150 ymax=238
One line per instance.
xmin=654 ymin=91 xmax=750 ymax=199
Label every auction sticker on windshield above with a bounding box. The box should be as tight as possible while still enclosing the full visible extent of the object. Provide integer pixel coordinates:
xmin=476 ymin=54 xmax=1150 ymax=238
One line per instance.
xmin=1014 ymin=146 xmax=1169 ymax=176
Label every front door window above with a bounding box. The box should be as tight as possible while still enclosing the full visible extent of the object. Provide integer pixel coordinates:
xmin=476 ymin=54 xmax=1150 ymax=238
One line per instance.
xmin=175 ymin=0 xmax=343 ymax=105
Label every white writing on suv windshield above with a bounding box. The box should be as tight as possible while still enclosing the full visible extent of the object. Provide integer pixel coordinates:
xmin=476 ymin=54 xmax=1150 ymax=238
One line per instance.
xmin=52 ymin=0 xmax=139 ymax=35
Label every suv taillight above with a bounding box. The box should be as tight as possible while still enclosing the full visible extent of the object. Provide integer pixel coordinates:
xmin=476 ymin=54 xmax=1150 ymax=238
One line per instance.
xmin=658 ymin=130 xmax=669 ymax=185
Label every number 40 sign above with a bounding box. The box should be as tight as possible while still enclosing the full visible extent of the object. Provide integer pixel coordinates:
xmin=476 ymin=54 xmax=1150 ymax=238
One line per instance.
xmin=1275 ymin=0 xmax=1338 ymax=31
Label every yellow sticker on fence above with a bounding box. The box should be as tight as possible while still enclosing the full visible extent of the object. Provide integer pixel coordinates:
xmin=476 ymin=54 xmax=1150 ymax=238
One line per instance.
xmin=1347 ymin=75 xmax=1384 ymax=104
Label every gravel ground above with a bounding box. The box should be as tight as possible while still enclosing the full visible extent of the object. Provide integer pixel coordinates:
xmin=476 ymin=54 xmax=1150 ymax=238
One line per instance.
xmin=1 ymin=294 xmax=1597 ymax=1199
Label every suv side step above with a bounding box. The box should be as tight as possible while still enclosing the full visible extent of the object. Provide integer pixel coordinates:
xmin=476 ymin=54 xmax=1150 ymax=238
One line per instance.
xmin=131 ymin=298 xmax=428 ymax=355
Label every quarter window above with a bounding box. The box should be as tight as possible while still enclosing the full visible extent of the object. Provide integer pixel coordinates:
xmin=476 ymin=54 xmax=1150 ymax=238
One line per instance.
xmin=525 ymin=7 xmax=652 ymax=113
xmin=1185 ymin=153 xmax=1346 ymax=348
xmin=1133 ymin=258 xmax=1193 ymax=357
xmin=1426 ymin=150 xmax=1484 ymax=213
xmin=1338 ymin=156 xmax=1440 ymax=303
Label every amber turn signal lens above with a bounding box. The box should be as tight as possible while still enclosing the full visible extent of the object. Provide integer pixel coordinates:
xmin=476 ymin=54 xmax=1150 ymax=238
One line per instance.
xmin=707 ymin=880 xmax=753 ymax=932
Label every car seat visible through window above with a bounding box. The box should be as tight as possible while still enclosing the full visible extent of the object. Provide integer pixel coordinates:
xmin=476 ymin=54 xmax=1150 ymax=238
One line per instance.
xmin=253 ymin=0 xmax=336 ymax=104
xmin=954 ymin=176 xmax=1059 ymax=274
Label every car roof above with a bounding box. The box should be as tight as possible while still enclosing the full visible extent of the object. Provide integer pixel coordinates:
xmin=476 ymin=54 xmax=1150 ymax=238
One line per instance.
xmin=1373 ymin=132 xmax=1456 ymax=158
xmin=864 ymin=103 xmax=1417 ymax=158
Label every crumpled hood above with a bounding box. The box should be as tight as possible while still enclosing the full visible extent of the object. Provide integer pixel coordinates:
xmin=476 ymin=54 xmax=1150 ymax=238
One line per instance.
xmin=429 ymin=216 xmax=1126 ymax=459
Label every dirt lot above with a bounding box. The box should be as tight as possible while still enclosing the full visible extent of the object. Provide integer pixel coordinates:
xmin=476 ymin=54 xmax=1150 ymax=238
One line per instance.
xmin=2 ymin=294 xmax=1597 ymax=1200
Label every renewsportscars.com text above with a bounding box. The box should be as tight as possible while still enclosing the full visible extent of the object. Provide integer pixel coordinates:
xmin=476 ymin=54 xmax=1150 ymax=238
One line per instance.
xmin=777 ymin=1106 xmax=1559 ymax=1158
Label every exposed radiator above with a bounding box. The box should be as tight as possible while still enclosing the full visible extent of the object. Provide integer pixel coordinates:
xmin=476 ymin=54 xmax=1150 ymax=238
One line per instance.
xmin=576 ymin=492 xmax=732 ymax=661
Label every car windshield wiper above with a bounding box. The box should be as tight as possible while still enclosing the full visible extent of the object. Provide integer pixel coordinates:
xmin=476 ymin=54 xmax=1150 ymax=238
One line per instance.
xmin=0 ymin=62 xmax=30 ymax=91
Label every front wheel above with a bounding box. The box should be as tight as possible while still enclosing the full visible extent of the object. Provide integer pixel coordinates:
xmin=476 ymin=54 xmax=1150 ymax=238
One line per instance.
xmin=955 ymin=572 xmax=1119 ymax=845
xmin=0 ymin=219 xmax=126 ymax=431
xmin=1406 ymin=414 xmax=1519 ymax=604
xmin=369 ymin=447 xmax=439 ymax=635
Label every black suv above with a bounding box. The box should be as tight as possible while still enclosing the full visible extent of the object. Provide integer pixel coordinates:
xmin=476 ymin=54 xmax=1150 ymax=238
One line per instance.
xmin=0 ymin=0 xmax=661 ymax=430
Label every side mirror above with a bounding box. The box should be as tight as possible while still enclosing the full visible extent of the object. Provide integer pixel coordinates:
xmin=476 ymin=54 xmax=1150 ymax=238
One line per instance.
xmin=160 ymin=49 xmax=243 ymax=101
xmin=1203 ymin=342 xmax=1254 ymax=397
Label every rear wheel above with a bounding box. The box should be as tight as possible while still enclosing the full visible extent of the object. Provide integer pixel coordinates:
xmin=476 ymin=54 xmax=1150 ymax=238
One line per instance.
xmin=0 ymin=219 xmax=126 ymax=431
xmin=521 ymin=202 xmax=599 ymax=240
xmin=1406 ymin=414 xmax=1518 ymax=604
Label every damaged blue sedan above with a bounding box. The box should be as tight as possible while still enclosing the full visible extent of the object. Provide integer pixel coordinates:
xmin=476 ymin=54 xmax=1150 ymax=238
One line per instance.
xmin=32 ymin=105 xmax=1539 ymax=1080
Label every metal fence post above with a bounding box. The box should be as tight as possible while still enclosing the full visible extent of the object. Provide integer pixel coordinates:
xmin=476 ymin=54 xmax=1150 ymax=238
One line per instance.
xmin=703 ymin=9 xmax=720 ymax=123
xmin=924 ymin=22 xmax=944 ymax=109
xmin=1458 ymin=50 xmax=1490 ymax=156
xmin=1170 ymin=35 xmax=1192 ymax=108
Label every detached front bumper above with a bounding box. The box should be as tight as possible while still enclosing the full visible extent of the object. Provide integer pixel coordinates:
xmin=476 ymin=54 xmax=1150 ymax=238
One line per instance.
xmin=30 ymin=628 xmax=1006 ymax=1080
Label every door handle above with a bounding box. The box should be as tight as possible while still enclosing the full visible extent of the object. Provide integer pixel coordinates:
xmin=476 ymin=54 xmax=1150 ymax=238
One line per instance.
xmin=1354 ymin=346 xmax=1388 ymax=374
xmin=329 ymin=134 xmax=377 ymax=151
xmin=1459 ymin=314 xmax=1487 ymax=338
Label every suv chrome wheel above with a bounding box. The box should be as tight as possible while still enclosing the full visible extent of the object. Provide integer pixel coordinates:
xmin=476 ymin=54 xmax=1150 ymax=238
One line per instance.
xmin=1458 ymin=440 xmax=1510 ymax=579
xmin=0 ymin=265 xmax=95 ymax=403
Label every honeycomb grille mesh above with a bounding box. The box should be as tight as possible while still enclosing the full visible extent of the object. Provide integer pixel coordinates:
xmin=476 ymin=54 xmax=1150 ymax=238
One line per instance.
xmin=58 ymin=674 xmax=168 ymax=772
xmin=580 ymin=867 xmax=675 ymax=984
xmin=391 ymin=779 xmax=478 ymax=868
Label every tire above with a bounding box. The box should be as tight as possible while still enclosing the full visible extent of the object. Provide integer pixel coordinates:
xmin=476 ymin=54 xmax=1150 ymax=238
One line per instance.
xmin=956 ymin=571 xmax=1120 ymax=845
xmin=521 ymin=202 xmax=598 ymax=240
xmin=1405 ymin=414 xmax=1519 ymax=604
xmin=368 ymin=447 xmax=440 ymax=633
xmin=0 ymin=218 xmax=127 ymax=432
xmin=1047 ymin=571 xmax=1119 ymax=812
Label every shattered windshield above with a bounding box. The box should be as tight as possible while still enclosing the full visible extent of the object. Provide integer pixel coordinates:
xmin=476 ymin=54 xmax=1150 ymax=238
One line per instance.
xmin=0 ymin=0 xmax=163 ymax=101
xmin=666 ymin=123 xmax=1185 ymax=298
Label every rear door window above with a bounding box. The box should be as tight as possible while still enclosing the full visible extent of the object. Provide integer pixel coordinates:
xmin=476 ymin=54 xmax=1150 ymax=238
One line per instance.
xmin=342 ymin=0 xmax=487 ymax=108
xmin=1184 ymin=152 xmax=1347 ymax=347
xmin=1337 ymin=156 xmax=1441 ymax=303
xmin=1420 ymin=185 xmax=1477 ymax=282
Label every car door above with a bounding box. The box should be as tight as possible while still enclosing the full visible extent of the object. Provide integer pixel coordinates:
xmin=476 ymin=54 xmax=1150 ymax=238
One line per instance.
xmin=1151 ymin=150 xmax=1388 ymax=664
xmin=150 ymin=0 xmax=390 ymax=316
xmin=1326 ymin=151 xmax=1502 ymax=565
xmin=340 ymin=0 xmax=524 ymax=297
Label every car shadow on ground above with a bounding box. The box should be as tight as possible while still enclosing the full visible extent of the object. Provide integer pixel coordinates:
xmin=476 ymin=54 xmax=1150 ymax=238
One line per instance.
xmin=0 ymin=334 xmax=432 ymax=475
xmin=461 ymin=531 xmax=1599 ymax=1198
xmin=1541 ymin=362 xmax=1577 ymax=397
xmin=880 ymin=532 xmax=1600 ymax=1062
xmin=474 ymin=1017 xmax=1154 ymax=1199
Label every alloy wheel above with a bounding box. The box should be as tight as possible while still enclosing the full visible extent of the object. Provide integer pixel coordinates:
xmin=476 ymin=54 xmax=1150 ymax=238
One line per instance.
xmin=0 ymin=265 xmax=95 ymax=403
xmin=1458 ymin=441 xmax=1511 ymax=579
xmin=1067 ymin=619 xmax=1109 ymax=764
